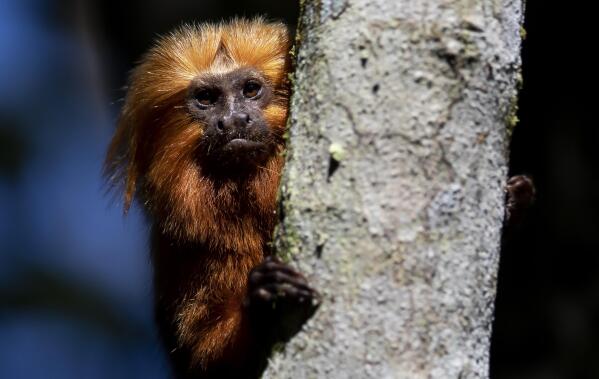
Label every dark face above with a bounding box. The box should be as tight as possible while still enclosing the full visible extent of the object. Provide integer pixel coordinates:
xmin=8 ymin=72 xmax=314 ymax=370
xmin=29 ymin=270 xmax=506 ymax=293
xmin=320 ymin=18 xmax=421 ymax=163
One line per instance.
xmin=186 ymin=67 xmax=276 ymax=172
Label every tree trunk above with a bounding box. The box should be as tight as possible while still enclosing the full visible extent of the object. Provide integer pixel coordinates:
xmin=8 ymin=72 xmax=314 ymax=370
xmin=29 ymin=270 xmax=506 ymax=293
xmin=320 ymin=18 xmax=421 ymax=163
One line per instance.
xmin=266 ymin=1 xmax=524 ymax=378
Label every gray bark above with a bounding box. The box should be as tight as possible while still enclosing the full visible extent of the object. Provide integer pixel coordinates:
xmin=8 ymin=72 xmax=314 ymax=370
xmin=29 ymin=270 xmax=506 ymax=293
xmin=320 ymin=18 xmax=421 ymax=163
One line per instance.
xmin=265 ymin=1 xmax=523 ymax=378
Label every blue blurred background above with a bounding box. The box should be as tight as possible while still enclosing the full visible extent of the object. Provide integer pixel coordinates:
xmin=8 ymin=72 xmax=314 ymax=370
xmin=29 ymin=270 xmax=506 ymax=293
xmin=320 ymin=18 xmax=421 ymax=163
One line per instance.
xmin=0 ymin=1 xmax=596 ymax=379
xmin=0 ymin=1 xmax=297 ymax=378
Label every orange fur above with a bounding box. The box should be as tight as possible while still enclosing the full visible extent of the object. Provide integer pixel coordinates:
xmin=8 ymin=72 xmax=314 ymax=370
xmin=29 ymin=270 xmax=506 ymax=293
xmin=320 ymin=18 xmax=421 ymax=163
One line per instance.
xmin=105 ymin=19 xmax=290 ymax=376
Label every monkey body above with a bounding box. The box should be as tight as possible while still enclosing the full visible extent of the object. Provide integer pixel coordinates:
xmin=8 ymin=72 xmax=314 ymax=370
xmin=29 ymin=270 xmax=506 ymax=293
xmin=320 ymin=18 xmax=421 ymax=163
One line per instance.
xmin=105 ymin=19 xmax=318 ymax=378
xmin=150 ymin=164 xmax=282 ymax=377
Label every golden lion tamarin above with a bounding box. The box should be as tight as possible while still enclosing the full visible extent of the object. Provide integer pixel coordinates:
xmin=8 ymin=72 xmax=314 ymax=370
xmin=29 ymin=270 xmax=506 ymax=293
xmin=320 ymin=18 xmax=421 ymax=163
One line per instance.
xmin=105 ymin=19 xmax=319 ymax=378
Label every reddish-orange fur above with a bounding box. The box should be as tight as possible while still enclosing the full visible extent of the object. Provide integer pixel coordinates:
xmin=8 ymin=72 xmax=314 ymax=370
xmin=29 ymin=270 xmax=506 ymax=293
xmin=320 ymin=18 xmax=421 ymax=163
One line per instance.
xmin=105 ymin=19 xmax=290 ymax=376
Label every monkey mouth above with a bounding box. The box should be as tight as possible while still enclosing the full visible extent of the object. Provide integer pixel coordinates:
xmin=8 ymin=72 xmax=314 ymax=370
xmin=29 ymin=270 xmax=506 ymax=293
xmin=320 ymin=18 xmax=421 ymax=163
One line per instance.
xmin=220 ymin=137 xmax=271 ymax=165
xmin=197 ymin=135 xmax=273 ymax=172
xmin=224 ymin=138 xmax=265 ymax=151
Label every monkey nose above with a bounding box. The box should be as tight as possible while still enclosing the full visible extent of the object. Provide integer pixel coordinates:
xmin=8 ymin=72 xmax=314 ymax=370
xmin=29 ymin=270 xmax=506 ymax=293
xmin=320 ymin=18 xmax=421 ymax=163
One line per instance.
xmin=219 ymin=112 xmax=251 ymax=132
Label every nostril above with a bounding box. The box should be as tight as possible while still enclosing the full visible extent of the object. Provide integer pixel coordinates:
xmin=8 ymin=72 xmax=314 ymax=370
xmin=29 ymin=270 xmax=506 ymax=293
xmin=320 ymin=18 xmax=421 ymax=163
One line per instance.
xmin=246 ymin=115 xmax=251 ymax=124
xmin=217 ymin=120 xmax=224 ymax=131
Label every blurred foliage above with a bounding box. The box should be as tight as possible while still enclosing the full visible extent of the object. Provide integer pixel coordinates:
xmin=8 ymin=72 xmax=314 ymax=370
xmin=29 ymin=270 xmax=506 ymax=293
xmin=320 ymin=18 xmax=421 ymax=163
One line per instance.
xmin=0 ymin=265 xmax=150 ymax=344
xmin=0 ymin=119 xmax=27 ymax=180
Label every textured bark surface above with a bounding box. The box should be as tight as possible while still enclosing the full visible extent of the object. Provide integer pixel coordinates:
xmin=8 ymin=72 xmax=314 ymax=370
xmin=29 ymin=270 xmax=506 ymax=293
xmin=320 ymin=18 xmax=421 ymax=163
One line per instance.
xmin=265 ymin=1 xmax=523 ymax=378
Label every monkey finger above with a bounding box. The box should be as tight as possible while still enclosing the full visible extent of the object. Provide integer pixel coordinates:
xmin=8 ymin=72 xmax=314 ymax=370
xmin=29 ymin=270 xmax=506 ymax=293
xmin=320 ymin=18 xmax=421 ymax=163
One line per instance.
xmin=255 ymin=283 xmax=315 ymax=302
xmin=260 ymin=261 xmax=307 ymax=279
xmin=506 ymin=175 xmax=535 ymax=203
xmin=253 ymin=271 xmax=312 ymax=291
xmin=249 ymin=287 xmax=275 ymax=303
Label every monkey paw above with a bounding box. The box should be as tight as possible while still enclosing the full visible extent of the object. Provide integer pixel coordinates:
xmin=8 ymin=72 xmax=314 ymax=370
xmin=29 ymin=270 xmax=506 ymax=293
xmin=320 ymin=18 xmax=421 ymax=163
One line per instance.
xmin=246 ymin=256 xmax=320 ymax=343
xmin=505 ymin=175 xmax=536 ymax=227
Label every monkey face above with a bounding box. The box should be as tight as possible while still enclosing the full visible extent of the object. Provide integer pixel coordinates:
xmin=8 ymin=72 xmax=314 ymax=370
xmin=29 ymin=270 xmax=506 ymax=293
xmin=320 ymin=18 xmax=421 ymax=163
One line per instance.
xmin=187 ymin=67 xmax=279 ymax=171
xmin=106 ymin=20 xmax=290 ymax=240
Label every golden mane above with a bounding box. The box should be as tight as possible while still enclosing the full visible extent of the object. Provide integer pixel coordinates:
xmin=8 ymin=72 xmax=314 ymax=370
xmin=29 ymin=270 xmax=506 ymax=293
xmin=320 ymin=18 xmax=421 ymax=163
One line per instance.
xmin=104 ymin=18 xmax=290 ymax=250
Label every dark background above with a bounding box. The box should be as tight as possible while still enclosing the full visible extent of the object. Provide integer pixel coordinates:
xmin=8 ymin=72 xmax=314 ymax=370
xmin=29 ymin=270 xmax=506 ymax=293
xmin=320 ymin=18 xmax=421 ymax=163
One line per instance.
xmin=0 ymin=1 xmax=595 ymax=378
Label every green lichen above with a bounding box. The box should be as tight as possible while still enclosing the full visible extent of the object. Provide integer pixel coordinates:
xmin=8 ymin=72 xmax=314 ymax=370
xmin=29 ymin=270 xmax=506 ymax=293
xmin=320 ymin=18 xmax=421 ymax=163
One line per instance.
xmin=507 ymin=68 xmax=524 ymax=136
xmin=276 ymin=222 xmax=302 ymax=263
xmin=516 ymin=70 xmax=524 ymax=91
xmin=456 ymin=29 xmax=481 ymax=61
xmin=272 ymin=186 xmax=303 ymax=263
xmin=505 ymin=95 xmax=520 ymax=137
xmin=329 ymin=142 xmax=347 ymax=161
xmin=271 ymin=342 xmax=286 ymax=355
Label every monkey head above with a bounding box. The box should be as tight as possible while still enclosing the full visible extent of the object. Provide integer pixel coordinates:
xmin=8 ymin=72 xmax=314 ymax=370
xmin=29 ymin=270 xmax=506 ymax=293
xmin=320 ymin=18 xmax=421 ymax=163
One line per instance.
xmin=189 ymin=66 xmax=280 ymax=171
xmin=105 ymin=19 xmax=290 ymax=245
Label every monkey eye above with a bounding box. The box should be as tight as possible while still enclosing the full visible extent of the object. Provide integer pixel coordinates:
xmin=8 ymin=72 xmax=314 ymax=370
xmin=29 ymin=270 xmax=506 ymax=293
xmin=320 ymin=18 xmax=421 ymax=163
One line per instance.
xmin=195 ymin=88 xmax=219 ymax=106
xmin=243 ymin=81 xmax=262 ymax=99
